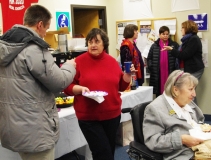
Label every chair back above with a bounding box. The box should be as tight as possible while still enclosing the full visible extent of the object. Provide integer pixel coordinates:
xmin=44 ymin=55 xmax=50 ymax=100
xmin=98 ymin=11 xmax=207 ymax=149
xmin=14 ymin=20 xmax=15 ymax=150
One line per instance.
xmin=130 ymin=101 xmax=151 ymax=144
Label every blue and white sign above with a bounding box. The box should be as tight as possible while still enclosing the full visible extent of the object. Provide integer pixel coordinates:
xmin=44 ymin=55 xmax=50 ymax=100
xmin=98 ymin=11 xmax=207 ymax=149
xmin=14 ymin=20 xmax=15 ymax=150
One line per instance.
xmin=188 ymin=13 xmax=208 ymax=31
xmin=56 ymin=11 xmax=71 ymax=31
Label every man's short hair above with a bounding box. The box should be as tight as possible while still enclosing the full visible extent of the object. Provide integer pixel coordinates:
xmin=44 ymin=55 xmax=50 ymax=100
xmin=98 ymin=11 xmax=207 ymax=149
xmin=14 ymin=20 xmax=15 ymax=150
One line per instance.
xmin=23 ymin=5 xmax=52 ymax=27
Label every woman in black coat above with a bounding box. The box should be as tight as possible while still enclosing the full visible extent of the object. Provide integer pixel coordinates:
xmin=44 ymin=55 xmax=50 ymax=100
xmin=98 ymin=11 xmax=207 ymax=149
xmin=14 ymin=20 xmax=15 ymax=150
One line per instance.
xmin=147 ymin=26 xmax=179 ymax=97
xmin=162 ymin=20 xmax=204 ymax=80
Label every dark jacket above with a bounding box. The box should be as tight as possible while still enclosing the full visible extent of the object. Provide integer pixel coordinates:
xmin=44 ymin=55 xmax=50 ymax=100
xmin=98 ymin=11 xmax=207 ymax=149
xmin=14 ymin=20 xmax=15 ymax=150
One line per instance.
xmin=120 ymin=43 xmax=145 ymax=86
xmin=147 ymin=38 xmax=179 ymax=95
xmin=170 ymin=34 xmax=204 ymax=73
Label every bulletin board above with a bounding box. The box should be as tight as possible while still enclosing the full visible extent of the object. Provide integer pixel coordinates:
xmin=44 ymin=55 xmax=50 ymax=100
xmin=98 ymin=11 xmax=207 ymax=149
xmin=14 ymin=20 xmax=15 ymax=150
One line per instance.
xmin=116 ymin=17 xmax=177 ymax=57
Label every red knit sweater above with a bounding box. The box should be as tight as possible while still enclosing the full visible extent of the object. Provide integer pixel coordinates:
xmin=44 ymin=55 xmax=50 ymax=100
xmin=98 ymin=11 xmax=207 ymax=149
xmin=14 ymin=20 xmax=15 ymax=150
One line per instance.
xmin=64 ymin=51 xmax=129 ymax=121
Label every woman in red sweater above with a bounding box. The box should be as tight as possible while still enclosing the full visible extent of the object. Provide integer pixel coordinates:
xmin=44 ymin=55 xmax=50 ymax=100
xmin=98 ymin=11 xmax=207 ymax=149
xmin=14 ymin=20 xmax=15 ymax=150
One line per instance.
xmin=64 ymin=28 xmax=135 ymax=160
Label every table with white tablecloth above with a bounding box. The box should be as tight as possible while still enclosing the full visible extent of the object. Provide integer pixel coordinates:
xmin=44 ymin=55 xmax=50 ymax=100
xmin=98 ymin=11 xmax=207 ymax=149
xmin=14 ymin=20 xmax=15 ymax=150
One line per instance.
xmin=120 ymin=86 xmax=153 ymax=122
xmin=55 ymin=107 xmax=92 ymax=159
xmin=0 ymin=86 xmax=153 ymax=160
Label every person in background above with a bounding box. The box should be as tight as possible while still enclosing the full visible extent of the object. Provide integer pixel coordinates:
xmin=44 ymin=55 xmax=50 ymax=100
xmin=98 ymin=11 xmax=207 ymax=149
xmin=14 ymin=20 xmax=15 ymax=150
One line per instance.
xmin=0 ymin=5 xmax=76 ymax=160
xmin=64 ymin=28 xmax=135 ymax=160
xmin=147 ymin=26 xmax=179 ymax=97
xmin=120 ymin=24 xmax=145 ymax=86
xmin=162 ymin=20 xmax=204 ymax=81
xmin=143 ymin=70 xmax=204 ymax=160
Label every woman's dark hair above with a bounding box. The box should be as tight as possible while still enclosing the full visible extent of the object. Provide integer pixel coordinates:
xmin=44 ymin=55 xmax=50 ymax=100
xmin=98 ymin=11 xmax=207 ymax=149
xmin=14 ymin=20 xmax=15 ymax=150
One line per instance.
xmin=159 ymin=26 xmax=170 ymax=34
xmin=123 ymin=24 xmax=138 ymax=39
xmin=182 ymin=20 xmax=198 ymax=34
xmin=85 ymin=28 xmax=109 ymax=50
xmin=24 ymin=5 xmax=52 ymax=27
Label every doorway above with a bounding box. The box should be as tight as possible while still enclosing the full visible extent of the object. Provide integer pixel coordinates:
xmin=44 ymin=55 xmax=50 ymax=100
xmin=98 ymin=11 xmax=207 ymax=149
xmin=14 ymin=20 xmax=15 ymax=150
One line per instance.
xmin=71 ymin=5 xmax=107 ymax=38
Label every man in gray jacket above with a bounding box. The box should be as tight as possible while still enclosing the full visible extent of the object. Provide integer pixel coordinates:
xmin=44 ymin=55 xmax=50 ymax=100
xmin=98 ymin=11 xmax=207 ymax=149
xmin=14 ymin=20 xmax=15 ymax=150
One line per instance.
xmin=0 ymin=5 xmax=76 ymax=160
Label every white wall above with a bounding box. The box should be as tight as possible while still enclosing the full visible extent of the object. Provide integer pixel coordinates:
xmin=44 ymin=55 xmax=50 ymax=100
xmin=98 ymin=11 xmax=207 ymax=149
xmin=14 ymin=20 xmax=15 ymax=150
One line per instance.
xmin=107 ymin=0 xmax=123 ymax=57
xmin=0 ymin=1 xmax=108 ymax=34
xmin=107 ymin=0 xmax=211 ymax=114
xmin=151 ymin=0 xmax=211 ymax=114
xmin=37 ymin=0 xmax=107 ymax=31
xmin=0 ymin=0 xmax=210 ymax=113
xmin=108 ymin=0 xmax=211 ymax=114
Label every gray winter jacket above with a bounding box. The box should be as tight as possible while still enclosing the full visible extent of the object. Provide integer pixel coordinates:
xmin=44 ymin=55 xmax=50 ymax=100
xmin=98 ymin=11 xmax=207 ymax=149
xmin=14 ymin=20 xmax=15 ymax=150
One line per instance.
xmin=0 ymin=25 xmax=76 ymax=152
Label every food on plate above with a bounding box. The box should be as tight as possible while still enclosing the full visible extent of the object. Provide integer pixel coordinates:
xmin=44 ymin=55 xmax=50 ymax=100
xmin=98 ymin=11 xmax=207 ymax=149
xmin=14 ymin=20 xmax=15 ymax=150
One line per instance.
xmin=200 ymin=123 xmax=211 ymax=132
xmin=55 ymin=96 xmax=74 ymax=105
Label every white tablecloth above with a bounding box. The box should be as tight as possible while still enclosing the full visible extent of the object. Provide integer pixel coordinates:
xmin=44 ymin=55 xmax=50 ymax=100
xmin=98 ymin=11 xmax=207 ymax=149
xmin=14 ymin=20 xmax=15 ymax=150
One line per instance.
xmin=0 ymin=86 xmax=153 ymax=160
xmin=120 ymin=86 xmax=153 ymax=122
xmin=55 ymin=107 xmax=92 ymax=159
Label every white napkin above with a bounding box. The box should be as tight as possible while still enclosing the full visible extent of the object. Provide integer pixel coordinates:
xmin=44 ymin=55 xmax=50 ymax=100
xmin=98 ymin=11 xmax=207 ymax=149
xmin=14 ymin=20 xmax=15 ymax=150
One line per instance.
xmin=88 ymin=96 xmax=105 ymax=103
xmin=82 ymin=91 xmax=108 ymax=103
xmin=189 ymin=129 xmax=211 ymax=140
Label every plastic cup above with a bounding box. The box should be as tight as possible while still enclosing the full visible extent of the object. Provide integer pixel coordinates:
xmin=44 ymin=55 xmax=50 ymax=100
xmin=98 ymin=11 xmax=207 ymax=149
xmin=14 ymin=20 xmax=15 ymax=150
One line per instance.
xmin=124 ymin=61 xmax=132 ymax=73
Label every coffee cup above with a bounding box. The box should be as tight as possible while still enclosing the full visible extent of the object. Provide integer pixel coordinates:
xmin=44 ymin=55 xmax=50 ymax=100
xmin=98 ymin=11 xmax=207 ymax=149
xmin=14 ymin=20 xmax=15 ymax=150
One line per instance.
xmin=124 ymin=61 xmax=132 ymax=73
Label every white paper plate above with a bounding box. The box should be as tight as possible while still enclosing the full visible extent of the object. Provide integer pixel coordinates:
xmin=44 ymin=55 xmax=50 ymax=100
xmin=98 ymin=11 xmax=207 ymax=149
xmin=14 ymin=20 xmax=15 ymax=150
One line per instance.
xmin=82 ymin=91 xmax=108 ymax=97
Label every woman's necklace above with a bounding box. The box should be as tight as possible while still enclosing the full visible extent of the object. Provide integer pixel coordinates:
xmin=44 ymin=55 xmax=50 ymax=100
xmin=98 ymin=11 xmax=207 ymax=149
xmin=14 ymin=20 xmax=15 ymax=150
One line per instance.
xmin=163 ymin=40 xmax=167 ymax=46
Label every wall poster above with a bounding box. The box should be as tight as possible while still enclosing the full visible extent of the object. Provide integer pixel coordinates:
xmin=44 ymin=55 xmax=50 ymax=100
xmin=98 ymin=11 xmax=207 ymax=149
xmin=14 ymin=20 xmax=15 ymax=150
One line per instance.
xmin=188 ymin=13 xmax=208 ymax=31
xmin=56 ymin=11 xmax=71 ymax=31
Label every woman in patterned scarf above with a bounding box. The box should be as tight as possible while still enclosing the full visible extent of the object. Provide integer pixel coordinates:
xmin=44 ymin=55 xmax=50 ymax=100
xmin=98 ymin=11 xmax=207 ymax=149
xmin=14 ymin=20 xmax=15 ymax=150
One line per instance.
xmin=120 ymin=24 xmax=145 ymax=86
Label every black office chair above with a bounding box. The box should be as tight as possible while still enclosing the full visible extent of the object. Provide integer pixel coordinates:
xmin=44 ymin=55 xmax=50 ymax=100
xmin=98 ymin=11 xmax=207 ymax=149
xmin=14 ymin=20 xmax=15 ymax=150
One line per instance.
xmin=122 ymin=101 xmax=163 ymax=160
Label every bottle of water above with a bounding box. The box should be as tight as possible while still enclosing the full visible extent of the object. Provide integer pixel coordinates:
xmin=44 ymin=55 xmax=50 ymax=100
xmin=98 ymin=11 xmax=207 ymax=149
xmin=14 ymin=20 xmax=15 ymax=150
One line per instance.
xmin=131 ymin=73 xmax=138 ymax=90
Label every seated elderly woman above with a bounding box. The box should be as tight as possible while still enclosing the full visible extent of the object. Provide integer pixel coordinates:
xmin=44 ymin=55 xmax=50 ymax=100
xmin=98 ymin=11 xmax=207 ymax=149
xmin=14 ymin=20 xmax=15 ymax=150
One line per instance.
xmin=143 ymin=70 xmax=205 ymax=160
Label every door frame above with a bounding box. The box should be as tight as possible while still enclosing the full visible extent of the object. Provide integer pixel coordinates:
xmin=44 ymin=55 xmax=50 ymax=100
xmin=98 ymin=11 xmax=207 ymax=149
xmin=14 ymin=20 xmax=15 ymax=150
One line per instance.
xmin=70 ymin=5 xmax=107 ymax=36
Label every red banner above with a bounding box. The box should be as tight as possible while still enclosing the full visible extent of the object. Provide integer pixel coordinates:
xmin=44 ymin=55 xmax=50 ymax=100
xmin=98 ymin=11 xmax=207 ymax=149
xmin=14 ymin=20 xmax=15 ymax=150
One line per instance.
xmin=0 ymin=0 xmax=38 ymax=33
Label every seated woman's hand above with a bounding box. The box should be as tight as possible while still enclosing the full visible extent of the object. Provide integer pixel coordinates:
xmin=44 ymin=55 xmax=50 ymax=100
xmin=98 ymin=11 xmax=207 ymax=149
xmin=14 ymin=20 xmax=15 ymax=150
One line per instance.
xmin=181 ymin=135 xmax=204 ymax=147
